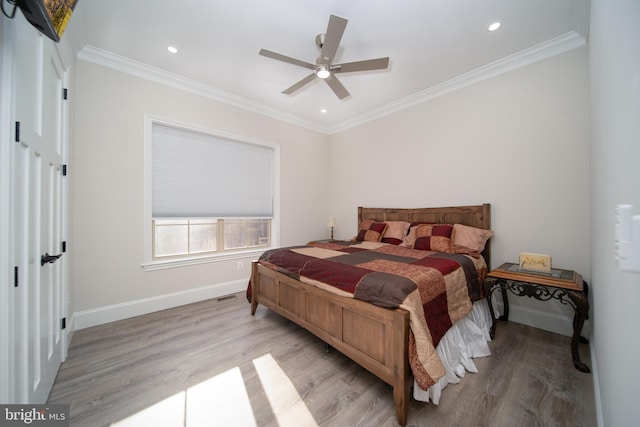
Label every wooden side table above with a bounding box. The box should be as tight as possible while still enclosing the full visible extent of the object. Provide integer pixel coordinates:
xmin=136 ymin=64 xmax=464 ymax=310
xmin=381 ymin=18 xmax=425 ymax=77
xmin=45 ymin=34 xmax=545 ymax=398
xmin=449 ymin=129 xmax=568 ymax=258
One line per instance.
xmin=484 ymin=262 xmax=590 ymax=373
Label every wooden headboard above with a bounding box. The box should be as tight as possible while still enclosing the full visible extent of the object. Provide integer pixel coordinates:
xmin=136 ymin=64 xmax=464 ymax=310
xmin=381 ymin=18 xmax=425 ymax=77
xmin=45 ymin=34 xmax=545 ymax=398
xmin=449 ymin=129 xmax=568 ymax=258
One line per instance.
xmin=358 ymin=203 xmax=492 ymax=268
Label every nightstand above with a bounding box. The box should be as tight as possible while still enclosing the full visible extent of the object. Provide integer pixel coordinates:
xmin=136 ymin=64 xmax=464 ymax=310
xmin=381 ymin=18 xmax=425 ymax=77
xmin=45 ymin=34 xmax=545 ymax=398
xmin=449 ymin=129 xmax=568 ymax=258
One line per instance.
xmin=484 ymin=262 xmax=590 ymax=373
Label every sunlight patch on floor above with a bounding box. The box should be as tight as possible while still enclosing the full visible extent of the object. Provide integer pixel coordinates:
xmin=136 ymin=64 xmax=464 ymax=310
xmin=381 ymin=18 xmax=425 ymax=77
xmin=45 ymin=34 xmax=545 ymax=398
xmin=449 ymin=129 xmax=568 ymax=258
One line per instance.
xmin=186 ymin=367 xmax=257 ymax=426
xmin=253 ymin=353 xmax=319 ymax=427
xmin=111 ymin=367 xmax=257 ymax=427
xmin=110 ymin=353 xmax=316 ymax=426
xmin=110 ymin=391 xmax=186 ymax=426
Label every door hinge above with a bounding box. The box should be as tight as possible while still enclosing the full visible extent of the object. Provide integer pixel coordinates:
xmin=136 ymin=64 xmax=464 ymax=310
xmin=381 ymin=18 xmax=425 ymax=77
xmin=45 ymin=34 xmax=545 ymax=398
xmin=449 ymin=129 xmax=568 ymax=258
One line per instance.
xmin=61 ymin=241 xmax=67 ymax=253
xmin=63 ymin=88 xmax=68 ymax=100
xmin=62 ymin=164 xmax=67 ymax=176
xmin=14 ymin=266 xmax=19 ymax=287
xmin=61 ymin=318 xmax=67 ymax=330
xmin=15 ymin=121 xmax=20 ymax=142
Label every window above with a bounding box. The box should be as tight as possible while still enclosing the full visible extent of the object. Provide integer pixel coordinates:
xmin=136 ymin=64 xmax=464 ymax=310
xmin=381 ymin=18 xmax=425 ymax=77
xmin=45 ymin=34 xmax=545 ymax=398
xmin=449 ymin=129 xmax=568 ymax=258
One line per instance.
xmin=145 ymin=120 xmax=277 ymax=266
xmin=152 ymin=217 xmax=271 ymax=258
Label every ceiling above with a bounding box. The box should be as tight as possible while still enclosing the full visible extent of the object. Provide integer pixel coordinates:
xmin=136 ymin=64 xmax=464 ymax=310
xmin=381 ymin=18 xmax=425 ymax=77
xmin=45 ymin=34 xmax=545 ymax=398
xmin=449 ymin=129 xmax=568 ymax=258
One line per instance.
xmin=70 ymin=0 xmax=588 ymax=133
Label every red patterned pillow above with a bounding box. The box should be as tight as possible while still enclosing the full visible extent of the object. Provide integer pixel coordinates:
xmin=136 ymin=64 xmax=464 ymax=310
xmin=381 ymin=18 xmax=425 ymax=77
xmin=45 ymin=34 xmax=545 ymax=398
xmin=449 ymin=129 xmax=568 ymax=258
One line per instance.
xmin=356 ymin=220 xmax=388 ymax=242
xmin=402 ymin=223 xmax=429 ymax=247
xmin=413 ymin=224 xmax=455 ymax=253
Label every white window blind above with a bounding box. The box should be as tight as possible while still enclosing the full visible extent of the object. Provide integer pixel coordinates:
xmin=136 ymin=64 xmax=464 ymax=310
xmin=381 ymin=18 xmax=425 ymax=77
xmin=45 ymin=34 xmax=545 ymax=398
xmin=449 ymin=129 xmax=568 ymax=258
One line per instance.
xmin=152 ymin=123 xmax=273 ymax=218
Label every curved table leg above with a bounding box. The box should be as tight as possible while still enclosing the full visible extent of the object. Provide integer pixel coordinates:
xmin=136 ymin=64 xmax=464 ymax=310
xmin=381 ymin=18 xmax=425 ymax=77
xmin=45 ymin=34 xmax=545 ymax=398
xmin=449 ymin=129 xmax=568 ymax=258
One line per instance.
xmin=499 ymin=284 xmax=509 ymax=320
xmin=568 ymin=287 xmax=591 ymax=373
xmin=579 ymin=281 xmax=590 ymax=344
xmin=484 ymin=277 xmax=509 ymax=339
xmin=484 ymin=277 xmax=497 ymax=339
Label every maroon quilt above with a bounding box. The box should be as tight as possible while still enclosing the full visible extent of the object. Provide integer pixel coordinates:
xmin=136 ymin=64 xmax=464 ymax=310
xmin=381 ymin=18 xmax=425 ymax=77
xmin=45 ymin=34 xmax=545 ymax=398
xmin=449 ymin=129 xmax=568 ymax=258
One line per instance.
xmin=256 ymin=240 xmax=488 ymax=390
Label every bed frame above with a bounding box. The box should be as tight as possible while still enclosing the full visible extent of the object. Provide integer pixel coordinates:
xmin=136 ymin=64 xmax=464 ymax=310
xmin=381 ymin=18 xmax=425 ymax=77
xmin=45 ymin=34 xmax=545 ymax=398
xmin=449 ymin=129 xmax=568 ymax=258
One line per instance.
xmin=250 ymin=204 xmax=491 ymax=425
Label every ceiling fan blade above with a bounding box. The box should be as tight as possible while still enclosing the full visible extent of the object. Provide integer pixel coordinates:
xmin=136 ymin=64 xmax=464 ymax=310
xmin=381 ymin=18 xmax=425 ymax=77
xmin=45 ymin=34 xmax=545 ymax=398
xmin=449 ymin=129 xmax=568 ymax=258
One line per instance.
xmin=320 ymin=15 xmax=348 ymax=64
xmin=325 ymin=75 xmax=350 ymax=100
xmin=282 ymin=73 xmax=317 ymax=95
xmin=259 ymin=49 xmax=316 ymax=70
xmin=333 ymin=57 xmax=390 ymax=73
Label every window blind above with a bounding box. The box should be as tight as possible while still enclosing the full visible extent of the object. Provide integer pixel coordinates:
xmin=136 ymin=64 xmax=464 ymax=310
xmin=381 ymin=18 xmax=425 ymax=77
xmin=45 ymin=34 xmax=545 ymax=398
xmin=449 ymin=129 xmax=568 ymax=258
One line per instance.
xmin=152 ymin=123 xmax=273 ymax=218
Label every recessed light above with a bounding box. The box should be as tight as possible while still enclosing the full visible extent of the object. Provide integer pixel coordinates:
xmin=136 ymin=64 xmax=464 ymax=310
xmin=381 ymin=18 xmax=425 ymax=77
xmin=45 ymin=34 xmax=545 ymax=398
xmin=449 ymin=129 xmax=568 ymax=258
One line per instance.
xmin=320 ymin=109 xmax=327 ymax=114
xmin=167 ymin=46 xmax=178 ymax=54
xmin=488 ymin=22 xmax=501 ymax=32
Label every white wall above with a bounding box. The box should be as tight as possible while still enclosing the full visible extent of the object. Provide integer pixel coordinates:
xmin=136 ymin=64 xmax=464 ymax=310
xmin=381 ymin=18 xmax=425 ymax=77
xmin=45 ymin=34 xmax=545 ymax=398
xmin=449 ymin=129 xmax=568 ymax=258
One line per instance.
xmin=589 ymin=1 xmax=640 ymax=426
xmin=71 ymin=61 xmax=329 ymax=326
xmin=329 ymin=48 xmax=591 ymax=335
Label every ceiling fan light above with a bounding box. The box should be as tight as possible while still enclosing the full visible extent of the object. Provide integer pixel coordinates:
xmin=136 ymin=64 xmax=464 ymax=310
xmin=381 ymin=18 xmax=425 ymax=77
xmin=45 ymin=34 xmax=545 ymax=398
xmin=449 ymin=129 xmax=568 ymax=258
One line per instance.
xmin=316 ymin=66 xmax=331 ymax=79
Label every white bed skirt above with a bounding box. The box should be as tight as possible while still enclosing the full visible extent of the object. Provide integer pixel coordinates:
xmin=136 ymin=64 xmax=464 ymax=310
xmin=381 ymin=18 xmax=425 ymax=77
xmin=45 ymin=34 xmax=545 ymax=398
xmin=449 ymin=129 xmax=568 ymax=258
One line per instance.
xmin=412 ymin=298 xmax=493 ymax=404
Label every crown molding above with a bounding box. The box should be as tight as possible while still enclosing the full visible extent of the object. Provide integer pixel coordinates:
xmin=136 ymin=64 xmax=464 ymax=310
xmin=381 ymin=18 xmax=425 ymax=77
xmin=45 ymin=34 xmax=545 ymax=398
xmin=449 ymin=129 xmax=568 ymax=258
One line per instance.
xmin=328 ymin=31 xmax=586 ymax=134
xmin=77 ymin=45 xmax=330 ymax=134
xmin=77 ymin=30 xmax=585 ymax=136
xmin=574 ymin=0 xmax=591 ymax=43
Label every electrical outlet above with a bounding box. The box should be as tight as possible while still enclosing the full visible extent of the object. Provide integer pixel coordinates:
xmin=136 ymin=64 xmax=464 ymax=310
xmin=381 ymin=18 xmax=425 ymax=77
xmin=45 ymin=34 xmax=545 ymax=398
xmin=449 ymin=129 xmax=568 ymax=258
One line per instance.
xmin=616 ymin=204 xmax=640 ymax=272
xmin=237 ymin=261 xmax=244 ymax=270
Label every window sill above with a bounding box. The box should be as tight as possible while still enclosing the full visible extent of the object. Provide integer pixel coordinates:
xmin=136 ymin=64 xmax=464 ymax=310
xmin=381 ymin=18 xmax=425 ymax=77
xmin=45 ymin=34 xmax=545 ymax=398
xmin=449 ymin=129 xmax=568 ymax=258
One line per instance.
xmin=141 ymin=248 xmax=268 ymax=272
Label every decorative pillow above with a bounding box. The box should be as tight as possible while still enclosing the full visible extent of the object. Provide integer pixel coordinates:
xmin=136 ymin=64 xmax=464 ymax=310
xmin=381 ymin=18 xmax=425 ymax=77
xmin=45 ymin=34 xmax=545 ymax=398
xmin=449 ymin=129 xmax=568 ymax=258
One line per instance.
xmin=413 ymin=224 xmax=455 ymax=253
xmin=400 ymin=222 xmax=433 ymax=248
xmin=401 ymin=222 xmax=432 ymax=247
xmin=381 ymin=221 xmax=410 ymax=245
xmin=356 ymin=220 xmax=388 ymax=242
xmin=453 ymin=223 xmax=494 ymax=254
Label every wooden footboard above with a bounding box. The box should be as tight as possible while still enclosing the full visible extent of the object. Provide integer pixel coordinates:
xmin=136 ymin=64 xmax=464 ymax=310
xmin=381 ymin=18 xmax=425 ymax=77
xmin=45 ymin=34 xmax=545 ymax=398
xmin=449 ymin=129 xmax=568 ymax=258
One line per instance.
xmin=250 ymin=261 xmax=411 ymax=426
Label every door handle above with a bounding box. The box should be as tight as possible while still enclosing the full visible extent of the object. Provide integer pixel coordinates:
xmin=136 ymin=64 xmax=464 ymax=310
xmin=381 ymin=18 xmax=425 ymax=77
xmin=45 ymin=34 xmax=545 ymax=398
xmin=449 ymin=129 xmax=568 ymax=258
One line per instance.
xmin=41 ymin=252 xmax=62 ymax=266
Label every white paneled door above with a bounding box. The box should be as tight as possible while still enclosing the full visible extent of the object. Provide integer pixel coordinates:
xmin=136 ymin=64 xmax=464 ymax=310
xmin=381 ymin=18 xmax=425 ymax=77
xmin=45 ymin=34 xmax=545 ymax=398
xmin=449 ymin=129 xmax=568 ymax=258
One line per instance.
xmin=9 ymin=21 xmax=69 ymax=403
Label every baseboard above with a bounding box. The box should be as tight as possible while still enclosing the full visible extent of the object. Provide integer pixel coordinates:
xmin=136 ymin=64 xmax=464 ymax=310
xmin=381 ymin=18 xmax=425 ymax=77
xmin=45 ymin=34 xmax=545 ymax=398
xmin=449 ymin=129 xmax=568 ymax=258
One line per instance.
xmin=71 ymin=278 xmax=248 ymax=330
xmin=492 ymin=301 xmax=582 ymax=338
xmin=589 ymin=342 xmax=604 ymax=427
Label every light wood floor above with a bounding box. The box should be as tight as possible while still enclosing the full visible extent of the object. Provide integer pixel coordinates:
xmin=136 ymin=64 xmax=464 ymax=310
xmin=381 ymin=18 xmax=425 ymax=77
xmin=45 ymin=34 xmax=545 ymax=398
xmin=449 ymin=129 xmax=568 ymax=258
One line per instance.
xmin=48 ymin=293 xmax=596 ymax=426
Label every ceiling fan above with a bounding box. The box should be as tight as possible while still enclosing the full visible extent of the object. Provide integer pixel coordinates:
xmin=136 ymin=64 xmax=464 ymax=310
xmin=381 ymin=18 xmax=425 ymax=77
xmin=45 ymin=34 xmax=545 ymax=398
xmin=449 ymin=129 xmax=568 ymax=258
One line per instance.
xmin=259 ymin=14 xmax=390 ymax=100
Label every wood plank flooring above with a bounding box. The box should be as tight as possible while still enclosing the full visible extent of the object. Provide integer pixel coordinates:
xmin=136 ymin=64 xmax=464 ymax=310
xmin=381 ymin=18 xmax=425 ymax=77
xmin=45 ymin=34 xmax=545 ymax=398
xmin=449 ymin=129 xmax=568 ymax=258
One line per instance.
xmin=47 ymin=293 xmax=596 ymax=426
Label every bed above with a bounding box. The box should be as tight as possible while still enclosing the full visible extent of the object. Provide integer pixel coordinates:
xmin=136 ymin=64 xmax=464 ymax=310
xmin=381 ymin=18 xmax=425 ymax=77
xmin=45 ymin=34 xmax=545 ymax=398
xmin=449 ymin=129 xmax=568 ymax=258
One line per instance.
xmin=249 ymin=204 xmax=492 ymax=425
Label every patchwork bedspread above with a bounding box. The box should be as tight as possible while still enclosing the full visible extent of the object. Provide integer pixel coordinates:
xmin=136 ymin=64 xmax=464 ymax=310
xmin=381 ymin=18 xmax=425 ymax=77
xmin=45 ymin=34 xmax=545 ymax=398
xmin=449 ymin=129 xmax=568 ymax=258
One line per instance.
xmin=257 ymin=240 xmax=488 ymax=390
